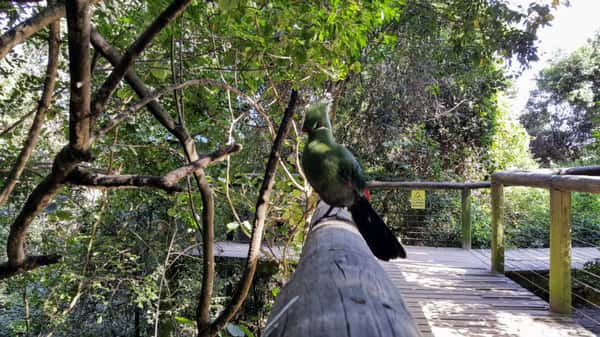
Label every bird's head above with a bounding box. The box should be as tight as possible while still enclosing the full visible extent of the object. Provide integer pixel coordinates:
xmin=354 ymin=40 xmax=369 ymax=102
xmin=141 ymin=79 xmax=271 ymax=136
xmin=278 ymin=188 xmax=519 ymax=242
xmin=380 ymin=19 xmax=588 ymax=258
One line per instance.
xmin=302 ymin=101 xmax=332 ymax=135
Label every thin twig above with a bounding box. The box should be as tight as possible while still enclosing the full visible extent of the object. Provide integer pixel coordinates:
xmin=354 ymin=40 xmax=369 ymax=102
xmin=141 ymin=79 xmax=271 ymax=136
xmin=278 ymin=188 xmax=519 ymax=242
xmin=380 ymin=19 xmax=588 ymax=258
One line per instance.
xmin=154 ymin=226 xmax=178 ymax=337
xmin=0 ymin=108 xmax=35 ymax=138
xmin=89 ymin=30 xmax=216 ymax=332
xmin=92 ymin=78 xmax=276 ymax=142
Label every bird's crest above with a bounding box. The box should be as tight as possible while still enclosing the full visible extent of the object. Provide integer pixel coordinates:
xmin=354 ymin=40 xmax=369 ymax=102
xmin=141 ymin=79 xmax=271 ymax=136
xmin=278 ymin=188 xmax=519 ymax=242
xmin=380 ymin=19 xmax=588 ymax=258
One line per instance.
xmin=302 ymin=100 xmax=332 ymax=133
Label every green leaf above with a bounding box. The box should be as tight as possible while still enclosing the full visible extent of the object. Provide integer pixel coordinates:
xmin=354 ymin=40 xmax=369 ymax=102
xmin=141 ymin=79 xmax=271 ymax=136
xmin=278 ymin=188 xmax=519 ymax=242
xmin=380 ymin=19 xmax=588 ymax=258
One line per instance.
xmin=167 ymin=208 xmax=177 ymax=217
xmin=226 ymin=221 xmax=240 ymax=232
xmin=271 ymin=287 xmax=280 ymax=297
xmin=175 ymin=316 xmax=195 ymax=326
xmin=116 ymin=88 xmax=131 ymax=100
xmin=55 ymin=210 xmax=73 ymax=221
xmin=218 ymin=0 xmax=238 ymax=12
xmin=176 ymin=193 xmax=188 ymax=204
xmin=239 ymin=325 xmax=255 ymax=337
xmin=150 ymin=62 xmax=169 ymax=80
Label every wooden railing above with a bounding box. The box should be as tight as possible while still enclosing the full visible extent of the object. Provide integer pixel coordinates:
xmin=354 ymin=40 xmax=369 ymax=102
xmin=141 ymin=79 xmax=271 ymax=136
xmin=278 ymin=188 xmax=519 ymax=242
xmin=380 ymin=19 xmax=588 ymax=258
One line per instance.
xmin=368 ymin=181 xmax=490 ymax=249
xmin=490 ymin=166 xmax=600 ymax=314
xmin=265 ymin=168 xmax=600 ymax=331
xmin=264 ymin=201 xmax=421 ymax=337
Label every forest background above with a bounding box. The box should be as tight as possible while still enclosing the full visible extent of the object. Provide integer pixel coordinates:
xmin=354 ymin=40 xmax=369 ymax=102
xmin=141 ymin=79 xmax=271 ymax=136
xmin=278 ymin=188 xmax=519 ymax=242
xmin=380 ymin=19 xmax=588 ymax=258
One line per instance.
xmin=0 ymin=0 xmax=598 ymax=336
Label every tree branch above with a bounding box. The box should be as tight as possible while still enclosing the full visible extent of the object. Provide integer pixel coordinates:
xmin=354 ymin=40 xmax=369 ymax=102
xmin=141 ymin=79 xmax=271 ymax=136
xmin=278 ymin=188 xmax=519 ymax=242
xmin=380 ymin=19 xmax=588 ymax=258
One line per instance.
xmin=0 ymin=2 xmax=63 ymax=61
xmin=0 ymin=0 xmax=101 ymax=61
xmin=89 ymin=0 xmax=193 ymax=128
xmin=0 ymin=7 xmax=60 ymax=206
xmin=67 ymin=168 xmax=185 ymax=193
xmin=1 ymin=0 xmax=194 ymax=281
xmin=201 ymin=90 xmax=299 ymax=337
xmin=87 ymin=32 xmax=217 ymax=327
xmin=65 ymin=0 xmax=92 ymax=153
xmin=0 ymin=254 xmax=61 ymax=280
xmin=90 ymin=28 xmax=177 ymax=130
xmin=66 ymin=144 xmax=242 ymax=193
xmin=4 ymin=0 xmax=92 ymax=271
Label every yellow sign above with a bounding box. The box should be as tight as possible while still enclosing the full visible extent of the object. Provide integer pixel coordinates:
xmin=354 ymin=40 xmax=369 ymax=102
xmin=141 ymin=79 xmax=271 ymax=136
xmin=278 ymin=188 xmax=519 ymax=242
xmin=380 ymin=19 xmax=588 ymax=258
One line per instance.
xmin=410 ymin=190 xmax=426 ymax=209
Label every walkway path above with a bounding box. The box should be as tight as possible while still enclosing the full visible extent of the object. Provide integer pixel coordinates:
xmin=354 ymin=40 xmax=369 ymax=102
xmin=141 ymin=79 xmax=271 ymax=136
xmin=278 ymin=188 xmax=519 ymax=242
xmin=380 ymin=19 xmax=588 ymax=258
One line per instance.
xmin=381 ymin=246 xmax=597 ymax=337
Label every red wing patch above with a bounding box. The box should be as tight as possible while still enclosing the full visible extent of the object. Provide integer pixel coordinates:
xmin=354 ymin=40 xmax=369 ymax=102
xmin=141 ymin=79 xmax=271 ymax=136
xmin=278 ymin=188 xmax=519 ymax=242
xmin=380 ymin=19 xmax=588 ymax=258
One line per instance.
xmin=363 ymin=188 xmax=371 ymax=202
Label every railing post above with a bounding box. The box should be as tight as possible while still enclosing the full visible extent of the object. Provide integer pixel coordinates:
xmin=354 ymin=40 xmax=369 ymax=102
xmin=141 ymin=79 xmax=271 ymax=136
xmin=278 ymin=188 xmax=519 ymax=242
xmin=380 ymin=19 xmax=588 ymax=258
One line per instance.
xmin=461 ymin=188 xmax=472 ymax=249
xmin=549 ymin=189 xmax=572 ymax=314
xmin=491 ymin=182 xmax=504 ymax=273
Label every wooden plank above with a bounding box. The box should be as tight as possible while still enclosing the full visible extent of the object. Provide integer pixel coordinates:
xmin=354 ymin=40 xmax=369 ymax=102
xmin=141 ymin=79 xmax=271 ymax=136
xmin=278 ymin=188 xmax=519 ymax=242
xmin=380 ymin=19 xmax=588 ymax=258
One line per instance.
xmin=549 ymin=189 xmax=572 ymax=315
xmin=573 ymin=247 xmax=600 ymax=262
xmin=367 ymin=180 xmax=491 ymax=190
xmin=213 ymin=240 xmax=598 ymax=334
xmin=552 ymin=175 xmax=600 ymax=193
xmin=381 ymin=246 xmax=596 ymax=337
xmin=558 ymin=165 xmax=600 ymax=176
xmin=264 ymin=202 xmax=421 ymax=337
xmin=491 ymin=182 xmax=505 ymax=273
xmin=211 ymin=243 xmax=599 ymax=272
xmin=471 ymin=247 xmax=600 ymax=271
xmin=493 ymin=170 xmax=600 ymax=193
xmin=461 ymin=188 xmax=472 ymax=250
xmin=493 ymin=170 xmax=555 ymax=188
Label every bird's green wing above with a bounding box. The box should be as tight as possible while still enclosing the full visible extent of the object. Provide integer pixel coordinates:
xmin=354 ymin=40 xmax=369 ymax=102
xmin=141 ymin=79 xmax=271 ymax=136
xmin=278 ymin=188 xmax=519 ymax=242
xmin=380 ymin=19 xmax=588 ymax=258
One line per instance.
xmin=336 ymin=145 xmax=367 ymax=191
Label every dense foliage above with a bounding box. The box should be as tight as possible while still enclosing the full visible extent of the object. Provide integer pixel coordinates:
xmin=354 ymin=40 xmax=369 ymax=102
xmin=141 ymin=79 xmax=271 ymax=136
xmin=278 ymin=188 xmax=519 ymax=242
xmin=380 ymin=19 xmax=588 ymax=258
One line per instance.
xmin=0 ymin=1 xmax=404 ymax=336
xmin=2 ymin=1 xmax=598 ymax=337
xmin=336 ymin=0 xmax=551 ymax=180
xmin=332 ymin=0 xmax=552 ymax=246
xmin=521 ymin=33 xmax=600 ymax=164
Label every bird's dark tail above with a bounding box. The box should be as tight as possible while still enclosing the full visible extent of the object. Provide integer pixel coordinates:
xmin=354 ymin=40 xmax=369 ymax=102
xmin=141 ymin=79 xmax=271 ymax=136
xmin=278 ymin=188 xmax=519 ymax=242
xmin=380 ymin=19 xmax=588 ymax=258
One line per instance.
xmin=349 ymin=196 xmax=406 ymax=261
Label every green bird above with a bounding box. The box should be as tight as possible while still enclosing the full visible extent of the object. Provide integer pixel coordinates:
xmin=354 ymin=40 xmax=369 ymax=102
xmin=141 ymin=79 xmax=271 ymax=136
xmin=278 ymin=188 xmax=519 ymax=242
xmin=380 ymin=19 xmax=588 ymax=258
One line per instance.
xmin=301 ymin=101 xmax=406 ymax=261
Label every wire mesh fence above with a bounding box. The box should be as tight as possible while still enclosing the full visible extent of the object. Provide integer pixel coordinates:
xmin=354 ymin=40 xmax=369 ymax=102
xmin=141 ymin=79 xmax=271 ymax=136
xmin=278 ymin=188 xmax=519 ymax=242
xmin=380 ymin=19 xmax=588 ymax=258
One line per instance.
xmin=499 ymin=187 xmax=600 ymax=333
xmin=370 ymin=187 xmax=490 ymax=248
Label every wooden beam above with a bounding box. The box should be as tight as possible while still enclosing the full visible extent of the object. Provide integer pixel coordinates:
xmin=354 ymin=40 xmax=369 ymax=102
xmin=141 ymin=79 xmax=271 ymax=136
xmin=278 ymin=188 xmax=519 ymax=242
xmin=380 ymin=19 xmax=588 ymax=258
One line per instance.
xmin=264 ymin=202 xmax=421 ymax=337
xmin=493 ymin=171 xmax=600 ymax=193
xmin=491 ymin=182 xmax=504 ymax=274
xmin=492 ymin=171 xmax=553 ymax=189
xmin=461 ymin=188 xmax=472 ymax=249
xmin=558 ymin=165 xmax=600 ymax=176
xmin=368 ymin=181 xmax=490 ymax=190
xmin=550 ymin=175 xmax=600 ymax=193
xmin=549 ymin=189 xmax=572 ymax=314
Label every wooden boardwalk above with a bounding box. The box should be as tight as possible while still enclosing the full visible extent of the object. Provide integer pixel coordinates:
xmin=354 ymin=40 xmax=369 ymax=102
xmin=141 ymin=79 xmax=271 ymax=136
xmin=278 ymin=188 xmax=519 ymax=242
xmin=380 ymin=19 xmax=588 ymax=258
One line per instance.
xmin=213 ymin=242 xmax=600 ymax=272
xmin=382 ymin=246 xmax=597 ymax=337
xmin=214 ymin=242 xmax=599 ymax=336
xmin=471 ymin=247 xmax=600 ymax=271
